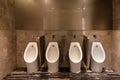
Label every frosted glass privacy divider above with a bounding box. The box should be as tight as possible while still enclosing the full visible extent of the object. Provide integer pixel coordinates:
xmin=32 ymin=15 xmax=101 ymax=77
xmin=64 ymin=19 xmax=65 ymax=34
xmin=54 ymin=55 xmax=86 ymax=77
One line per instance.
xmin=24 ymin=42 xmax=39 ymax=73
xmin=46 ymin=42 xmax=60 ymax=73
xmin=91 ymin=42 xmax=106 ymax=72
xmin=69 ymin=42 xmax=83 ymax=73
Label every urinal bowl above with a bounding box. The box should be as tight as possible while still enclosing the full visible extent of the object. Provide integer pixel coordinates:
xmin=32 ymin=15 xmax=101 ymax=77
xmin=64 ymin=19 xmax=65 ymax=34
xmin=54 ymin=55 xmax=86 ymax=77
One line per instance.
xmin=24 ymin=42 xmax=39 ymax=73
xmin=69 ymin=42 xmax=83 ymax=73
xmin=46 ymin=42 xmax=60 ymax=73
xmin=91 ymin=42 xmax=106 ymax=72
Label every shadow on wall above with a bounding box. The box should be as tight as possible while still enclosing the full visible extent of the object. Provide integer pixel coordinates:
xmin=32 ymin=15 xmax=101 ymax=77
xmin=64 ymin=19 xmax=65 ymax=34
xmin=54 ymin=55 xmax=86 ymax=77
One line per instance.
xmin=39 ymin=36 xmax=46 ymax=67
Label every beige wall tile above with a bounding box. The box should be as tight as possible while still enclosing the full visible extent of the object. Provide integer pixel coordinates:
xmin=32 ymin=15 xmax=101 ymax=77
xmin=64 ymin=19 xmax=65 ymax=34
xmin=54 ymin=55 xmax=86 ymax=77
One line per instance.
xmin=0 ymin=0 xmax=15 ymax=79
xmin=0 ymin=30 xmax=16 ymax=80
xmin=112 ymin=31 xmax=120 ymax=73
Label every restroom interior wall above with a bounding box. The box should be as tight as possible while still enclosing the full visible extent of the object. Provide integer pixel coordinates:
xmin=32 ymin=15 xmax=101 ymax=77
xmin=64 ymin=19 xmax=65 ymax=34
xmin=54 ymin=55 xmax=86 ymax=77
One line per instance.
xmin=16 ymin=30 xmax=112 ymax=69
xmin=15 ymin=0 xmax=113 ymax=69
xmin=43 ymin=0 xmax=112 ymax=30
xmin=15 ymin=0 xmax=112 ymax=30
xmin=0 ymin=0 xmax=119 ymax=79
xmin=113 ymin=0 xmax=120 ymax=30
xmin=14 ymin=0 xmax=120 ymax=75
xmin=15 ymin=0 xmax=44 ymax=30
xmin=0 ymin=0 xmax=16 ymax=79
xmin=111 ymin=0 xmax=120 ymax=74
xmin=112 ymin=31 xmax=120 ymax=74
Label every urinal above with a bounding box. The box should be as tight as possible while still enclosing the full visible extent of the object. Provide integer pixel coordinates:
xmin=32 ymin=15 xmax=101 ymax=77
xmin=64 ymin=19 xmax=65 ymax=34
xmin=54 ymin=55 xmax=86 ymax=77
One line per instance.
xmin=69 ymin=42 xmax=83 ymax=73
xmin=91 ymin=42 xmax=106 ymax=72
xmin=46 ymin=42 xmax=59 ymax=73
xmin=24 ymin=42 xmax=38 ymax=73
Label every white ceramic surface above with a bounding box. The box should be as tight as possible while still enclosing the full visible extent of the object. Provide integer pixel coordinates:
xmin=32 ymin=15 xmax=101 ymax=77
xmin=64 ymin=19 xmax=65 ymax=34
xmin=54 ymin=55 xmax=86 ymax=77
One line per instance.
xmin=91 ymin=42 xmax=106 ymax=72
xmin=69 ymin=42 xmax=83 ymax=73
xmin=46 ymin=42 xmax=59 ymax=73
xmin=24 ymin=42 xmax=38 ymax=73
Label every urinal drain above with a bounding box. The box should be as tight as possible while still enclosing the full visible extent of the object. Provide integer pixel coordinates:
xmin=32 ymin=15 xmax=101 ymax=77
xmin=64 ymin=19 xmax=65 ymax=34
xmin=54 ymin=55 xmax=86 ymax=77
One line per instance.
xmin=52 ymin=45 xmax=55 ymax=47
xmin=96 ymin=45 xmax=98 ymax=48
xmin=74 ymin=45 xmax=77 ymax=47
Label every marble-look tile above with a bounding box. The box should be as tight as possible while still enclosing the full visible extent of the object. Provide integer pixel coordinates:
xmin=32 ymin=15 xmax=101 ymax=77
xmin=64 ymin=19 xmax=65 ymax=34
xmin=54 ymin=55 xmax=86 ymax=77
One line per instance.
xmin=0 ymin=0 xmax=15 ymax=79
xmin=0 ymin=0 xmax=15 ymax=30
xmin=0 ymin=30 xmax=16 ymax=80
xmin=113 ymin=0 xmax=120 ymax=30
xmin=112 ymin=30 xmax=120 ymax=74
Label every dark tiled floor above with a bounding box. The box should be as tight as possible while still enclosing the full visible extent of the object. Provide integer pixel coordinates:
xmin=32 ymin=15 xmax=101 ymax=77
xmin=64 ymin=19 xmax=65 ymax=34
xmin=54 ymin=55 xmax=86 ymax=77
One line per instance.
xmin=3 ymin=72 xmax=120 ymax=80
xmin=73 ymin=73 xmax=120 ymax=80
xmin=3 ymin=68 xmax=120 ymax=80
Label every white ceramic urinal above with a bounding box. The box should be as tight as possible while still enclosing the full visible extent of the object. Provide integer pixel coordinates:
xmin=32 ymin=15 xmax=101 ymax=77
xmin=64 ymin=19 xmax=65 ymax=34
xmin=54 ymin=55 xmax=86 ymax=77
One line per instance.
xmin=46 ymin=42 xmax=59 ymax=73
xmin=69 ymin=42 xmax=83 ymax=73
xmin=91 ymin=42 xmax=106 ymax=72
xmin=24 ymin=42 xmax=38 ymax=73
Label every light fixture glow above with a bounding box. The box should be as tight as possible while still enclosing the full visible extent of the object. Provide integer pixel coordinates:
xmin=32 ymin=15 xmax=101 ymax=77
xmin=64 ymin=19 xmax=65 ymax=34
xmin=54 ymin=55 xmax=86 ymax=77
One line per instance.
xmin=45 ymin=0 xmax=49 ymax=4
xmin=82 ymin=17 xmax=85 ymax=30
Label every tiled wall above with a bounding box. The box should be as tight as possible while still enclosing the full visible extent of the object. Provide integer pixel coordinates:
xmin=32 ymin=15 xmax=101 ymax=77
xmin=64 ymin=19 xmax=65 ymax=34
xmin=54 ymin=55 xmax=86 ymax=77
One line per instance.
xmin=0 ymin=30 xmax=16 ymax=79
xmin=16 ymin=30 xmax=112 ymax=69
xmin=15 ymin=0 xmax=112 ymax=71
xmin=44 ymin=0 xmax=112 ymax=30
xmin=0 ymin=0 xmax=116 ymax=79
xmin=112 ymin=0 xmax=120 ymax=74
xmin=15 ymin=0 xmax=112 ymax=30
xmin=0 ymin=0 xmax=16 ymax=79
xmin=112 ymin=31 xmax=120 ymax=73
xmin=113 ymin=0 xmax=120 ymax=30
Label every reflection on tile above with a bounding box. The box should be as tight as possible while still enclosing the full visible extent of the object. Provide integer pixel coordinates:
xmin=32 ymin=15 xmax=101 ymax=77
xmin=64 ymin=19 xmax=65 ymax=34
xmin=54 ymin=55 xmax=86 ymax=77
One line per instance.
xmin=112 ymin=31 xmax=120 ymax=74
xmin=0 ymin=0 xmax=16 ymax=79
